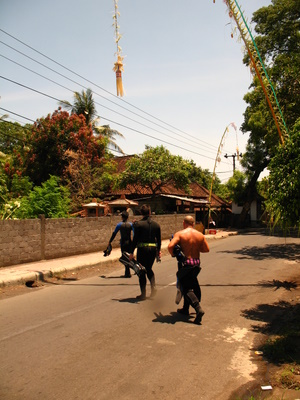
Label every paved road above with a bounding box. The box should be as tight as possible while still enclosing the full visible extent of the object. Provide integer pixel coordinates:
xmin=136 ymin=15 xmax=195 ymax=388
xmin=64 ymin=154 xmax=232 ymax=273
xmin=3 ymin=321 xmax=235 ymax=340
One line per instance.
xmin=1 ymin=232 xmax=299 ymax=400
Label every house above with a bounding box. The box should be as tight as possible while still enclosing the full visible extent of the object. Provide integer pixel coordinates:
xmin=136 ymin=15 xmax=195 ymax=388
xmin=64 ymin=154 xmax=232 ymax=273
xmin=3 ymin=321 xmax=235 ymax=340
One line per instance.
xmin=231 ymin=194 xmax=265 ymax=227
xmin=102 ymin=156 xmax=231 ymax=228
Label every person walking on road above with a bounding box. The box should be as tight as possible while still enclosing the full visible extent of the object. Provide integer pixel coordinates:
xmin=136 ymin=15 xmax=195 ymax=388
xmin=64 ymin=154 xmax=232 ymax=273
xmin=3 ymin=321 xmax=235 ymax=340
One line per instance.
xmin=108 ymin=211 xmax=133 ymax=278
xmin=168 ymin=215 xmax=209 ymax=325
xmin=130 ymin=204 xmax=161 ymax=300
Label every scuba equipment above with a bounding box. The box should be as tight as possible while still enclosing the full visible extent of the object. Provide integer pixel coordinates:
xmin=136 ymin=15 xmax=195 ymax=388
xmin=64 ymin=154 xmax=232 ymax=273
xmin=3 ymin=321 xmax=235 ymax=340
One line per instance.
xmin=119 ymin=252 xmax=146 ymax=277
xmin=173 ymin=244 xmax=186 ymax=263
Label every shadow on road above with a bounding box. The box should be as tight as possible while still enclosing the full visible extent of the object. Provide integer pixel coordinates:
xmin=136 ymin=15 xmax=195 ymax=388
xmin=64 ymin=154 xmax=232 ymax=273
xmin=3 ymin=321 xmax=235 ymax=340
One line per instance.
xmin=217 ymin=242 xmax=300 ymax=261
xmin=152 ymin=311 xmax=194 ymax=325
xmin=241 ymin=300 xmax=300 ymax=364
xmin=203 ymin=279 xmax=298 ymax=291
xmin=237 ymin=228 xmax=300 ymax=238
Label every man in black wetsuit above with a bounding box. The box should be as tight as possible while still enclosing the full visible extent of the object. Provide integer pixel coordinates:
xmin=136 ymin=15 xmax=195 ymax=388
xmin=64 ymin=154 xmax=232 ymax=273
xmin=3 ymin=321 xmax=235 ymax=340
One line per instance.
xmin=108 ymin=211 xmax=133 ymax=278
xmin=129 ymin=204 xmax=161 ymax=300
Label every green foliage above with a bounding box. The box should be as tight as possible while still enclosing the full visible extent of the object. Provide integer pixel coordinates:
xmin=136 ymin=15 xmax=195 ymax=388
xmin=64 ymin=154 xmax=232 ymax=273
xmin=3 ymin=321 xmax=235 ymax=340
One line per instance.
xmin=186 ymin=160 xmax=212 ymax=189
xmin=214 ymin=183 xmax=231 ymax=202
xmin=59 ymin=88 xmax=97 ymax=126
xmin=0 ymin=120 xmax=27 ymax=157
xmin=117 ymin=145 xmax=192 ymax=194
xmin=60 ymin=90 xmax=124 ymax=154
xmin=226 ymin=171 xmax=248 ymax=204
xmin=265 ymin=120 xmax=300 ymax=230
xmin=0 ymin=167 xmax=9 ymax=215
xmin=63 ymin=151 xmax=117 ymax=212
xmin=94 ymin=124 xmax=124 ymax=155
xmin=256 ymin=178 xmax=268 ymax=200
xmin=15 ymin=175 xmax=71 ymax=219
xmin=252 ymin=0 xmax=300 ymax=127
xmin=10 ymin=174 xmax=33 ymax=197
xmin=238 ymin=0 xmax=300 ymax=225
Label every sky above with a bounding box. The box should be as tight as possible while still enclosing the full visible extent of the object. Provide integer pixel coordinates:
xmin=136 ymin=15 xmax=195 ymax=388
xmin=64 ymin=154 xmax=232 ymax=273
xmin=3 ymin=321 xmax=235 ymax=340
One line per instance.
xmin=0 ymin=0 xmax=272 ymax=183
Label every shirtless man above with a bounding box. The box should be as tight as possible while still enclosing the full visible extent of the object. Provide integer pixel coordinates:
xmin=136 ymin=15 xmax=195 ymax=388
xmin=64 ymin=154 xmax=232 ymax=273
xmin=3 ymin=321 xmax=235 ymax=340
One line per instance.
xmin=168 ymin=215 xmax=209 ymax=325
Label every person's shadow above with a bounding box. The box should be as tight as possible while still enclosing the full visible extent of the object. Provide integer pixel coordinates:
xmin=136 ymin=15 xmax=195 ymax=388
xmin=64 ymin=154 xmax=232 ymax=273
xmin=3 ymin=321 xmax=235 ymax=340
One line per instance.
xmin=152 ymin=311 xmax=195 ymax=325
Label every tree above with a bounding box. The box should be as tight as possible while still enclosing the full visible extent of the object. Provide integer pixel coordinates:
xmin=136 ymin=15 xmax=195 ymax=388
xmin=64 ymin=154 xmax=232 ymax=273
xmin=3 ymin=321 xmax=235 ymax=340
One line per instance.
xmin=59 ymin=88 xmax=97 ymax=126
xmin=11 ymin=109 xmax=107 ymax=186
xmin=117 ymin=145 xmax=192 ymax=195
xmin=60 ymin=89 xmax=124 ymax=154
xmin=265 ymin=119 xmax=300 ymax=230
xmin=63 ymin=150 xmax=117 ymax=211
xmin=239 ymin=0 xmax=300 ymax=226
xmin=226 ymin=171 xmax=248 ymax=204
xmin=187 ymin=160 xmax=212 ymax=189
xmin=0 ymin=120 xmax=27 ymax=153
xmin=94 ymin=125 xmax=124 ymax=155
xmin=15 ymin=175 xmax=71 ymax=219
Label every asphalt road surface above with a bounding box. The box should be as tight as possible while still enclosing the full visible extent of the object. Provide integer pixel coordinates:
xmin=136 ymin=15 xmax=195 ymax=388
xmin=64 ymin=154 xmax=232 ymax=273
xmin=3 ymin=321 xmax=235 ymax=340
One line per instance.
xmin=1 ymin=231 xmax=299 ymax=400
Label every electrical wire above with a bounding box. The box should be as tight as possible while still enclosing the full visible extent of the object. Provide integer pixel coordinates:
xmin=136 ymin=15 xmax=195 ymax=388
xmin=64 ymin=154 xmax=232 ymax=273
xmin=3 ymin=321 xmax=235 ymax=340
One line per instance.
xmin=0 ymin=102 xmax=215 ymax=161
xmin=0 ymin=53 xmax=219 ymax=156
xmin=0 ymin=28 xmax=242 ymax=177
xmin=0 ymin=109 xmax=237 ymax=180
xmin=0 ymin=30 xmax=220 ymax=152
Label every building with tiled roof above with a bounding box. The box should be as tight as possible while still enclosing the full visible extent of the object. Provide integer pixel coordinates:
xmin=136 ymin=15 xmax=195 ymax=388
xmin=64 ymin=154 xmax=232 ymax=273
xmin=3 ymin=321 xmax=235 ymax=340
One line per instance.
xmin=102 ymin=156 xmax=231 ymax=228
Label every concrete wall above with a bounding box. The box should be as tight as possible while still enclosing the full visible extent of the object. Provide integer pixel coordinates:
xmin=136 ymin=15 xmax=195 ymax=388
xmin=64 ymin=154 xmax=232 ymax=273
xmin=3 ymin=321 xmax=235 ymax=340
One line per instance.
xmin=0 ymin=213 xmax=189 ymax=267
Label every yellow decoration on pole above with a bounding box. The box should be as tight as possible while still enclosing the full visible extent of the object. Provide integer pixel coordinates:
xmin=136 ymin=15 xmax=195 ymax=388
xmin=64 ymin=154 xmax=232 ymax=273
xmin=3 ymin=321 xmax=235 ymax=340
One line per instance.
xmin=113 ymin=0 xmax=125 ymax=97
xmin=113 ymin=55 xmax=124 ymax=97
xmin=207 ymin=122 xmax=237 ymax=229
xmin=220 ymin=0 xmax=288 ymax=144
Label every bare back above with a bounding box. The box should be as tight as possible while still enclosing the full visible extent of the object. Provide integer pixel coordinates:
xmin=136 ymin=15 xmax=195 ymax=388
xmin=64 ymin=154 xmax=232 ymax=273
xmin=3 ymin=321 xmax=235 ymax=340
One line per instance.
xmin=168 ymin=226 xmax=209 ymax=259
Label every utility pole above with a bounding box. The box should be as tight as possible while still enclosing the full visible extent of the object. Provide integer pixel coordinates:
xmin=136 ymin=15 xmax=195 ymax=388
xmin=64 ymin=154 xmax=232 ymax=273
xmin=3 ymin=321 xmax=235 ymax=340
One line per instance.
xmin=224 ymin=153 xmax=242 ymax=174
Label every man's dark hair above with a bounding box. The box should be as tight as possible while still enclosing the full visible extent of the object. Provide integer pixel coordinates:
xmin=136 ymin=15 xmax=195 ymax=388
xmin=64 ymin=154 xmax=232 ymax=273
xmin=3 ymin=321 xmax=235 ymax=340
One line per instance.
xmin=140 ymin=204 xmax=151 ymax=216
xmin=121 ymin=210 xmax=129 ymax=220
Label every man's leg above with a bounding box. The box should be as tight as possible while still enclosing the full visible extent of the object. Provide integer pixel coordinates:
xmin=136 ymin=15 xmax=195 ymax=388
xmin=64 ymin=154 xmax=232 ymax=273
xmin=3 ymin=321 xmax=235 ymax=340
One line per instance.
xmin=121 ymin=245 xmax=131 ymax=278
xmin=136 ymin=249 xmax=147 ymax=300
xmin=136 ymin=273 xmax=146 ymax=300
xmin=149 ymin=271 xmax=157 ymax=297
xmin=186 ymin=289 xmax=205 ymax=324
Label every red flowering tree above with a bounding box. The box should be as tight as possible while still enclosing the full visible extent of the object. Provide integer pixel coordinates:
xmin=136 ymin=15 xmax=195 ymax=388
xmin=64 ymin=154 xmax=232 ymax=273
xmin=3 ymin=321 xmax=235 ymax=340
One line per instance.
xmin=20 ymin=109 xmax=107 ymax=186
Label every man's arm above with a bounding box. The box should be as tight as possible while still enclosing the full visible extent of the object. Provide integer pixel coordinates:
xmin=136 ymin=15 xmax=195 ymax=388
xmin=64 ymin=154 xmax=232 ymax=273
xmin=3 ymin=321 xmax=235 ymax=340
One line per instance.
xmin=109 ymin=222 xmax=121 ymax=244
xmin=200 ymin=235 xmax=210 ymax=253
xmin=130 ymin=222 xmax=139 ymax=255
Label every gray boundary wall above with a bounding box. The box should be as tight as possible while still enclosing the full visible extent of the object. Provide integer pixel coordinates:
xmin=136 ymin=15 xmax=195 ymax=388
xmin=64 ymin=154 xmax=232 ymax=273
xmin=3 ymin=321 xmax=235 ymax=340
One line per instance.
xmin=0 ymin=214 xmax=188 ymax=267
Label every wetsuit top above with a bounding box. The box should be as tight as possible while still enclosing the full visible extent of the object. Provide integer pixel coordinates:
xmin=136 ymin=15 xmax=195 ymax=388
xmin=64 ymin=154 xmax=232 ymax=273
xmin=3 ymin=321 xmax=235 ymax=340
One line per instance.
xmin=131 ymin=216 xmax=161 ymax=252
xmin=109 ymin=221 xmax=133 ymax=246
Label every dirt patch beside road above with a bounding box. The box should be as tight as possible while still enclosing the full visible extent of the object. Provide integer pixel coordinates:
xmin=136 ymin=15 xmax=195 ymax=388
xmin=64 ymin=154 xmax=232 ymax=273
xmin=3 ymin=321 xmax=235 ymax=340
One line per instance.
xmin=229 ymin=274 xmax=300 ymax=400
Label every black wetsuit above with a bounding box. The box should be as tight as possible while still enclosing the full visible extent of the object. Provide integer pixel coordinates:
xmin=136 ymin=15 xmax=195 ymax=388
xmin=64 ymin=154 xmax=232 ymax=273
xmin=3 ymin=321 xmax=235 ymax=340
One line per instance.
xmin=131 ymin=216 xmax=161 ymax=297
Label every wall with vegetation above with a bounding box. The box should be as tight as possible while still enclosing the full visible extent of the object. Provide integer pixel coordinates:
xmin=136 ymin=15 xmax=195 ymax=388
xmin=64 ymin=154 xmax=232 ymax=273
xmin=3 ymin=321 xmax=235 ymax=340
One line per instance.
xmin=0 ymin=213 xmax=188 ymax=267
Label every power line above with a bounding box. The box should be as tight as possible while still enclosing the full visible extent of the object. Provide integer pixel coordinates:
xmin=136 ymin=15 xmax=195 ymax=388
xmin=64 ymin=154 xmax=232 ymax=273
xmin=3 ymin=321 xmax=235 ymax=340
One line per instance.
xmin=0 ymin=53 xmax=219 ymax=157
xmin=0 ymin=101 xmax=216 ymax=161
xmin=1 ymin=109 xmax=238 ymax=180
xmin=0 ymin=29 xmax=219 ymax=152
xmin=0 ymin=28 xmax=243 ymax=171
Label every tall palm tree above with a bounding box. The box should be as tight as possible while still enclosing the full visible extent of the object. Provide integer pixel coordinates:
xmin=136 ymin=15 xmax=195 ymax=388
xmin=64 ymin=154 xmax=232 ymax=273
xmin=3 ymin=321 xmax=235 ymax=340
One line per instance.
xmin=59 ymin=88 xmax=96 ymax=126
xmin=59 ymin=89 xmax=124 ymax=154
xmin=94 ymin=124 xmax=124 ymax=155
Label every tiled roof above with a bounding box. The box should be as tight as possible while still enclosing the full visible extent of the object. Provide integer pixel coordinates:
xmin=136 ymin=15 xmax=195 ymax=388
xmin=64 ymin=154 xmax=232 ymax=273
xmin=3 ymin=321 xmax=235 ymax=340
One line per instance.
xmin=107 ymin=156 xmax=230 ymax=208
